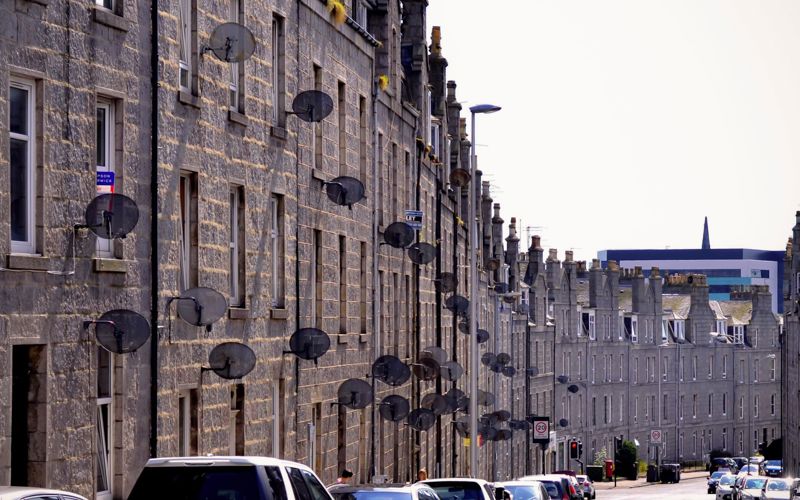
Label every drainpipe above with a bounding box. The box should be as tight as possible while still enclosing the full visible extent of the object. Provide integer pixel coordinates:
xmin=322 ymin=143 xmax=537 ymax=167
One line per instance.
xmin=369 ymin=72 xmax=380 ymax=482
xmin=149 ymin=0 xmax=160 ymax=459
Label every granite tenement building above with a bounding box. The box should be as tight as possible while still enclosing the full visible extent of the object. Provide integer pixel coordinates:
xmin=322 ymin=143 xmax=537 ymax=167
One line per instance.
xmin=782 ymin=212 xmax=800 ymax=476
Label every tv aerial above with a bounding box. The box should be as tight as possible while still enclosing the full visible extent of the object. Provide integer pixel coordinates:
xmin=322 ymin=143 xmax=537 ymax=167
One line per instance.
xmin=407 ymin=408 xmax=436 ymax=431
xmin=421 ymin=393 xmax=449 ymax=416
xmin=204 ymin=342 xmax=257 ymax=379
xmin=284 ymin=328 xmax=331 ymax=364
xmin=84 ymin=193 xmax=139 ymax=239
xmin=83 ymin=309 xmax=150 ymax=354
xmin=379 ymin=395 xmax=410 ymax=422
xmin=372 ymin=355 xmax=411 ymax=387
xmin=289 ymin=90 xmax=334 ymax=123
xmin=407 ymin=242 xmax=436 ymax=265
xmin=444 ymin=295 xmax=469 ymax=317
xmin=323 ymin=176 xmax=366 ymax=209
xmin=337 ymin=379 xmax=373 ymax=409
xmin=202 ymin=22 xmax=256 ymax=63
xmin=434 ymin=272 xmax=458 ymax=294
xmin=382 ymin=222 xmax=415 ymax=248
xmin=440 ymin=361 xmax=463 ymax=381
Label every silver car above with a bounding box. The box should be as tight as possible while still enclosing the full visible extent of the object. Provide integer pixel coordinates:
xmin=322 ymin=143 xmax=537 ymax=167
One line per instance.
xmin=495 ymin=481 xmax=550 ymax=500
xmin=739 ymin=477 xmax=768 ymax=500
xmin=0 ymin=487 xmax=88 ymax=500
xmin=761 ymin=478 xmax=791 ymax=500
xmin=717 ymin=474 xmax=737 ymax=500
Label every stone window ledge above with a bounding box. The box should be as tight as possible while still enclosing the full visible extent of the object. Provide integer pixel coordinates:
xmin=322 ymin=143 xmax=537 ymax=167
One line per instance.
xmin=270 ymin=308 xmax=289 ymax=320
xmin=27 ymin=0 xmax=49 ymax=5
xmin=93 ymin=258 xmax=127 ymax=273
xmin=6 ymin=254 xmax=50 ymax=271
xmin=178 ymin=91 xmax=201 ymax=109
xmin=228 ymin=110 xmax=249 ymax=126
xmin=228 ymin=307 xmax=249 ymax=320
xmin=92 ymin=7 xmax=131 ymax=32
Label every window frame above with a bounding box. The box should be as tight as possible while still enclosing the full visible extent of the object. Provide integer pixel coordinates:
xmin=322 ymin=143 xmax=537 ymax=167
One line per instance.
xmin=178 ymin=173 xmax=198 ymax=291
xmin=270 ymin=194 xmax=285 ymax=308
xmin=229 ymin=186 xmax=245 ymax=306
xmin=271 ymin=14 xmax=286 ymax=125
xmin=95 ymin=99 xmax=115 ymax=258
xmin=178 ymin=0 xmax=196 ymax=93
xmin=96 ymin=347 xmax=114 ymax=500
xmin=9 ymin=78 xmax=37 ymax=254
xmin=229 ymin=0 xmax=244 ymax=112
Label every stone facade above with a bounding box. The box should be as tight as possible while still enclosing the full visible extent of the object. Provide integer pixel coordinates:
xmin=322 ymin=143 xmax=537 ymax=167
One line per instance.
xmin=782 ymin=212 xmax=800 ymax=476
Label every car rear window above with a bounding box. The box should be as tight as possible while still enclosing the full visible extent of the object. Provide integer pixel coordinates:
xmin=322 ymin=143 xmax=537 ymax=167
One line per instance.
xmin=331 ymin=492 xmax=411 ymax=500
xmin=128 ymin=465 xmax=263 ymax=500
xmin=744 ymin=478 xmax=766 ymax=489
xmin=288 ymin=467 xmax=330 ymax=500
xmin=719 ymin=476 xmax=735 ymax=486
xmin=426 ymin=482 xmax=485 ymax=500
xmin=504 ymin=485 xmax=544 ymax=500
xmin=537 ymin=481 xmax=562 ymax=499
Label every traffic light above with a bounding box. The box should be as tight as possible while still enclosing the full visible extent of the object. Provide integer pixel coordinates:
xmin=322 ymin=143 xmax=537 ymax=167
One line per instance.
xmin=578 ymin=441 xmax=583 ymax=458
xmin=570 ymin=440 xmax=579 ymax=459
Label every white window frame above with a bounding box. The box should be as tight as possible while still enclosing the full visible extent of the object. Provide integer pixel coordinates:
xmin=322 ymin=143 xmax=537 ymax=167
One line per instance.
xmin=692 ymin=394 xmax=697 ymax=419
xmin=271 ymin=15 xmax=284 ymax=123
xmin=733 ymin=325 xmax=744 ymax=345
xmin=618 ymin=311 xmax=624 ymax=341
xmin=229 ymin=187 xmax=242 ymax=306
xmin=270 ymin=194 xmax=285 ymax=308
xmin=722 ymin=428 xmax=727 ymax=450
xmin=754 ymin=395 xmax=759 ymax=418
xmin=662 ymin=355 xmax=668 ymax=381
xmin=619 ymin=354 xmax=624 ymax=382
xmin=692 ymin=356 xmax=697 ymax=381
xmin=630 ymin=315 xmax=638 ymax=343
xmin=739 ymin=396 xmax=744 ymax=420
xmin=716 ymin=320 xmax=726 ymax=335
xmin=588 ymin=311 xmax=596 ymax=340
xmin=708 ymin=355 xmax=713 ymax=379
xmin=96 ymin=100 xmax=115 ymax=258
xmin=661 ymin=318 xmax=669 ymax=342
xmin=770 ymin=358 xmax=776 ymax=381
xmin=179 ymin=174 xmax=193 ymax=291
xmin=722 ymin=393 xmax=727 ymax=415
xmin=633 ymin=396 xmax=638 ymax=424
xmin=96 ymin=348 xmax=114 ymax=500
xmin=9 ymin=78 xmax=36 ymax=254
xmin=676 ymin=320 xmax=685 ymax=340
xmin=754 ymin=359 xmax=759 ymax=383
xmin=708 ymin=393 xmax=713 ymax=417
xmin=229 ymin=0 xmax=241 ymax=111
xmin=722 ymin=354 xmax=727 ymax=379
xmin=95 ymin=0 xmax=114 ymax=10
xmin=771 ymin=394 xmax=776 ymax=416
xmin=431 ymin=118 xmax=441 ymax=158
xmin=679 ymin=394 xmax=684 ymax=420
xmin=178 ymin=0 xmax=192 ymax=92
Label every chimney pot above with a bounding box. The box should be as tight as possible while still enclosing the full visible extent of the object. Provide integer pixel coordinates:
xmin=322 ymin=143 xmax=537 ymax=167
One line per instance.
xmin=608 ymin=260 xmax=619 ymax=271
xmin=548 ymin=249 xmax=558 ymax=261
xmin=591 ymin=259 xmax=600 ymax=270
xmin=650 ymin=266 xmax=660 ymax=278
xmin=565 ymin=250 xmax=573 ymax=262
xmin=531 ymin=235 xmax=542 ymax=250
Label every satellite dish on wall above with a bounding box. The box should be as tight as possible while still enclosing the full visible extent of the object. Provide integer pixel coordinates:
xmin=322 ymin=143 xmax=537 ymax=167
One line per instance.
xmin=173 ymin=287 xmax=228 ymax=330
xmin=337 ymin=379 xmax=373 ymax=409
xmin=435 ymin=273 xmax=458 ymax=294
xmin=502 ymin=366 xmax=517 ymax=378
xmin=509 ymin=419 xmax=531 ymax=431
xmin=454 ymin=416 xmax=471 ymax=437
xmin=485 ymin=258 xmax=501 ymax=271
xmin=458 ymin=321 xmax=469 ymax=334
xmin=476 ymin=329 xmax=490 ymax=344
xmin=411 ymin=357 xmax=440 ymax=381
xmin=203 ymin=23 xmax=256 ymax=62
xmin=379 ymin=395 xmax=410 ymax=422
xmin=478 ymin=426 xmax=498 ymax=442
xmin=290 ymin=90 xmax=334 ymax=122
xmin=420 ymin=346 xmax=448 ymax=365
xmin=496 ymin=353 xmax=512 ymax=365
xmin=445 ymin=388 xmax=468 ymax=413
xmin=407 ymin=243 xmax=436 ymax=265
xmin=481 ymin=352 xmax=497 ymax=367
xmin=324 ymin=176 xmax=366 ymax=208
xmin=84 ymin=193 xmax=139 ymax=239
xmin=286 ymin=328 xmax=331 ymax=363
xmin=382 ymin=222 xmax=415 ymax=248
xmin=526 ymin=367 xmax=540 ymax=377
xmin=559 ymin=418 xmax=569 ymax=428
xmin=444 ymin=295 xmax=469 ymax=316
xmin=496 ymin=429 xmax=513 ymax=441
xmin=206 ymin=342 xmax=257 ymax=379
xmin=493 ymin=410 xmax=511 ymax=422
xmin=421 ymin=393 xmax=449 ymax=416
xmin=372 ymin=355 xmax=411 ymax=387
xmin=490 ymin=362 xmax=504 ymax=374
xmin=556 ymin=375 xmax=570 ymax=384
xmin=494 ymin=282 xmax=509 ymax=294
xmin=440 ymin=361 xmax=464 ymax=381
xmin=567 ymin=384 xmax=580 ymax=394
xmin=449 ymin=167 xmax=471 ymax=188
xmin=477 ymin=390 xmax=495 ymax=407
xmin=83 ymin=309 xmax=150 ymax=354
xmin=408 ymin=408 xmax=437 ymax=431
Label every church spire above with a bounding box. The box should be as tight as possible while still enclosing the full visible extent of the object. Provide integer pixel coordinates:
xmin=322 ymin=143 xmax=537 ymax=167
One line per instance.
xmin=702 ymin=216 xmax=711 ymax=250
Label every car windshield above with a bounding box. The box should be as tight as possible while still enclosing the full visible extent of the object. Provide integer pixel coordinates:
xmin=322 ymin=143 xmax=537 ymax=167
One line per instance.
xmin=503 ymin=485 xmax=543 ymax=500
xmin=427 ymin=482 xmax=485 ymax=500
xmin=719 ymin=476 xmax=735 ymax=486
xmin=767 ymin=480 xmax=789 ymax=491
xmin=741 ymin=465 xmax=759 ymax=473
xmin=744 ymin=478 xmax=767 ymax=489
xmin=711 ymin=472 xmax=725 ymax=479
xmin=765 ymin=461 xmax=782 ymax=467
xmin=331 ymin=493 xmax=411 ymax=500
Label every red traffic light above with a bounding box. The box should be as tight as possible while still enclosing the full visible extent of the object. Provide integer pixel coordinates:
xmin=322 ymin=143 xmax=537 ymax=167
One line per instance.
xmin=570 ymin=440 xmax=579 ymax=459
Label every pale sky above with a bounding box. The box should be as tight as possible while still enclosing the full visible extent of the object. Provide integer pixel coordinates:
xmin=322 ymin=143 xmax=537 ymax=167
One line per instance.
xmin=427 ymin=0 xmax=800 ymax=262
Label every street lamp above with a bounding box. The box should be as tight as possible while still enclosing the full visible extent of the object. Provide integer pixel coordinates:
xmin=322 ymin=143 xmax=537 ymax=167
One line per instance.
xmin=469 ymin=103 xmax=501 ymax=478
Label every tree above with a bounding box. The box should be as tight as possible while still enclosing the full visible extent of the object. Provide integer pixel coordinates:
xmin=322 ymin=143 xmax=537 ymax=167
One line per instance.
xmin=593 ymin=447 xmax=609 ymax=466
xmin=617 ymin=440 xmax=639 ymax=480
xmin=709 ymin=449 xmax=732 ymax=461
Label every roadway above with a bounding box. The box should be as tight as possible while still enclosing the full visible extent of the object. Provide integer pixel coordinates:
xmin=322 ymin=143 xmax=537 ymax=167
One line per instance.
xmin=596 ymin=476 xmax=711 ymax=500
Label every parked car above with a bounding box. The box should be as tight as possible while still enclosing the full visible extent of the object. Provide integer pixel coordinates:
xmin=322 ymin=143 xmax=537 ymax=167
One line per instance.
xmin=518 ymin=475 xmax=581 ymax=500
xmin=575 ymin=475 xmax=595 ymax=500
xmin=0 ymin=487 xmax=88 ymax=500
xmin=738 ymin=477 xmax=768 ymax=500
xmin=128 ymin=456 xmax=333 ymax=500
xmin=422 ymin=478 xmax=506 ymax=500
xmin=740 ymin=465 xmax=762 ymax=476
xmin=329 ymin=483 xmax=441 ymax=500
xmin=716 ymin=474 xmax=737 ymax=500
xmin=761 ymin=478 xmax=792 ymax=500
xmin=733 ymin=458 xmax=751 ymax=470
xmin=712 ymin=458 xmax=740 ymax=474
xmin=709 ymin=471 xmax=728 ymax=493
xmin=763 ymin=461 xmax=784 ymax=478
xmin=495 ymin=481 xmax=550 ymax=500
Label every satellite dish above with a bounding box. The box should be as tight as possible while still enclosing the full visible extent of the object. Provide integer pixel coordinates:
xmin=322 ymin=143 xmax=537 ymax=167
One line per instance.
xmin=476 ymin=330 xmax=490 ymax=344
xmin=382 ymin=222 xmax=415 ymax=248
xmin=449 ymin=167 xmax=471 ymax=188
xmin=502 ymin=366 xmax=517 ymax=378
xmin=287 ymin=328 xmax=330 ymax=363
xmin=444 ymin=295 xmax=470 ymax=316
xmin=496 ymin=429 xmax=513 ymax=441
xmin=458 ymin=321 xmax=469 ymax=334
xmin=84 ymin=193 xmax=139 ymax=239
xmin=494 ymin=282 xmax=509 ymax=294
xmin=324 ymin=176 xmax=366 ymax=208
xmin=496 ymin=353 xmax=512 ymax=365
xmin=477 ymin=390 xmax=495 ymax=407
xmin=420 ymin=346 xmax=448 ymax=365
xmin=412 ymin=357 xmax=440 ymax=381
xmin=510 ymin=419 xmax=531 ymax=431
xmin=408 ymin=408 xmax=436 ymax=431
xmin=290 ymin=90 xmax=334 ymax=123
xmin=493 ymin=410 xmax=511 ymax=422
xmin=337 ymin=379 xmax=373 ymax=409
xmin=407 ymin=243 xmax=436 ymax=265
xmin=556 ymin=375 xmax=570 ymax=384
xmin=435 ymin=273 xmax=458 ymax=294
xmin=526 ymin=367 xmax=540 ymax=377
xmin=440 ymin=361 xmax=464 ymax=381
xmin=372 ymin=355 xmax=411 ymax=387
xmin=567 ymin=384 xmax=580 ymax=394
xmin=485 ymin=258 xmax=501 ymax=271
xmin=207 ymin=342 xmax=257 ymax=379
xmin=490 ymin=363 xmax=503 ymax=374
xmin=445 ymin=388 xmax=468 ymax=413
xmin=204 ymin=22 xmax=256 ymax=62
xmin=421 ymin=393 xmax=449 ymax=416
xmin=379 ymin=395 xmax=410 ymax=422
xmin=481 ymin=352 xmax=497 ymax=367
xmin=559 ymin=418 xmax=569 ymax=428
xmin=453 ymin=416 xmax=471 ymax=437
xmin=175 ymin=287 xmax=228 ymax=328
xmin=478 ymin=426 xmax=498 ymax=442
xmin=85 ymin=309 xmax=150 ymax=354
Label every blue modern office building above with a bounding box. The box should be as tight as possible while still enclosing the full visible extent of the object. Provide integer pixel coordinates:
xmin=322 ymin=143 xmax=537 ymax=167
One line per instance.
xmin=597 ymin=248 xmax=786 ymax=313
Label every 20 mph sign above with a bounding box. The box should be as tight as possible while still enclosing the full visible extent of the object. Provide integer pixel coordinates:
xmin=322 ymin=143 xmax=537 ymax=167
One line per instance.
xmin=650 ymin=429 xmax=662 ymax=444
xmin=532 ymin=418 xmax=550 ymax=442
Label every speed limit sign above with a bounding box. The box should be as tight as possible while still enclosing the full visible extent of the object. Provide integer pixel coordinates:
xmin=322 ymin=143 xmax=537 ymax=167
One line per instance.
xmin=650 ymin=429 xmax=662 ymax=444
xmin=532 ymin=417 xmax=550 ymax=443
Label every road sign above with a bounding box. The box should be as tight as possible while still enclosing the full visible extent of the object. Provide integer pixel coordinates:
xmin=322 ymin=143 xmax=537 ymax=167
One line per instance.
xmin=532 ymin=417 xmax=550 ymax=443
xmin=405 ymin=209 xmax=423 ymax=230
xmin=650 ymin=429 xmax=662 ymax=444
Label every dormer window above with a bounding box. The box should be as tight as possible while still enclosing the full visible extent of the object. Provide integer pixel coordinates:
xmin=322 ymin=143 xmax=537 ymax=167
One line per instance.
xmin=661 ymin=318 xmax=669 ymax=342
xmin=588 ymin=312 xmax=596 ymax=340
xmin=674 ymin=320 xmax=685 ymax=341
xmin=431 ymin=118 xmax=441 ymax=158
xmin=731 ymin=325 xmax=744 ymax=345
xmin=630 ymin=315 xmax=638 ymax=343
xmin=716 ymin=320 xmax=727 ymax=335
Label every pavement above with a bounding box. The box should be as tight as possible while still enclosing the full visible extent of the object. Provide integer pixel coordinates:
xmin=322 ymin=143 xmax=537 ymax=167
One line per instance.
xmin=593 ymin=470 xmax=708 ymax=490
